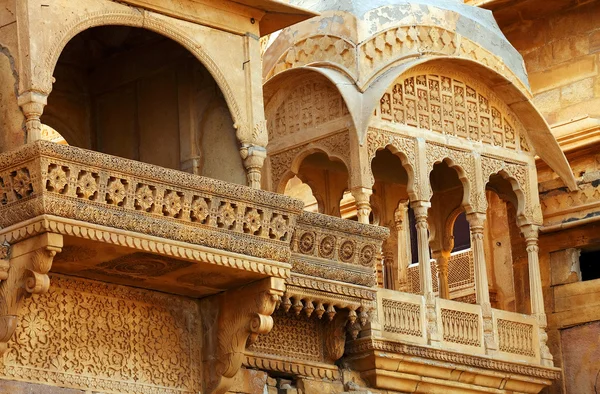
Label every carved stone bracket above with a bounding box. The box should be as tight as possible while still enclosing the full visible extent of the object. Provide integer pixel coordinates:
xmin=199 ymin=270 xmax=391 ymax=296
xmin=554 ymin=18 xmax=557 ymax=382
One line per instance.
xmin=0 ymin=232 xmax=63 ymax=355
xmin=201 ymin=277 xmax=285 ymax=394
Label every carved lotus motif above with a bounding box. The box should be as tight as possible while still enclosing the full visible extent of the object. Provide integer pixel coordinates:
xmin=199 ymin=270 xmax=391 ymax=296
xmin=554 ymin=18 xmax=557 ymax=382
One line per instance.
xmin=339 ymin=240 xmax=355 ymax=263
xmin=218 ymin=202 xmax=236 ymax=228
xmin=12 ymin=168 xmax=33 ymax=198
xmin=270 ymin=215 xmax=287 ymax=239
xmin=77 ymin=172 xmax=97 ymax=200
xmin=162 ymin=191 xmax=182 ymax=217
xmin=47 ymin=166 xmax=68 ymax=193
xmin=106 ymin=178 xmax=126 ymax=205
xmin=298 ymin=232 xmax=315 ymax=254
xmin=319 ymin=236 xmax=335 ymax=258
xmin=191 ymin=197 xmax=209 ymax=223
xmin=360 ymin=245 xmax=376 ymax=266
xmin=244 ymin=209 xmax=261 ymax=233
xmin=135 ymin=185 xmax=154 ymax=211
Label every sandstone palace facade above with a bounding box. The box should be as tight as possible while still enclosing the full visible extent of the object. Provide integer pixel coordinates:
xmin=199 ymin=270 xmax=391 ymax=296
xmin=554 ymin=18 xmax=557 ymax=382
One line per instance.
xmin=0 ymin=0 xmax=597 ymax=393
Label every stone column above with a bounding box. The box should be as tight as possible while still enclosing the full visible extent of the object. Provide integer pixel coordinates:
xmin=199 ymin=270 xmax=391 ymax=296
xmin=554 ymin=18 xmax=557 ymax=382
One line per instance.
xmin=411 ymin=200 xmax=439 ymax=345
xmin=240 ymin=145 xmax=266 ymax=189
xmin=18 ymin=91 xmax=48 ymax=143
xmin=522 ymin=224 xmax=554 ymax=366
xmin=466 ymin=212 xmax=490 ymax=306
xmin=467 ymin=212 xmax=497 ymax=353
xmin=411 ymin=201 xmax=433 ymax=295
xmin=351 ymin=187 xmax=372 ymax=224
xmin=433 ymin=250 xmax=450 ymax=299
xmin=394 ymin=201 xmax=411 ymax=292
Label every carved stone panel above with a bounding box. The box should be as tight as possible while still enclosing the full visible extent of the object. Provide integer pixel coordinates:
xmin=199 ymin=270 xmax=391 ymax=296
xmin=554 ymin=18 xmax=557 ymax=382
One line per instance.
xmin=375 ymin=72 xmax=529 ymax=153
xmin=0 ymin=274 xmax=202 ymax=394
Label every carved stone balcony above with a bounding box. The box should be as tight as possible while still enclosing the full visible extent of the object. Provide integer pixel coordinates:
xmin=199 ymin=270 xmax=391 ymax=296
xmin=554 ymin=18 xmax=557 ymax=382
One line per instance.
xmin=347 ymin=289 xmax=561 ymax=393
xmin=0 ymin=141 xmax=304 ymax=297
xmin=245 ymin=212 xmax=390 ymax=381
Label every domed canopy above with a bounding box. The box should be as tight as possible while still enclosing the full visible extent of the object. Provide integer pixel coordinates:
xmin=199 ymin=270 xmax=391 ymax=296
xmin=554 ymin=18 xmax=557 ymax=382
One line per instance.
xmin=263 ymin=0 xmax=578 ymax=191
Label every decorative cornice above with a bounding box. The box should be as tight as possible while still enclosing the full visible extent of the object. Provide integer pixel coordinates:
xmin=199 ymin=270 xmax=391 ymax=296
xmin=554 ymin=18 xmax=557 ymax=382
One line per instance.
xmin=0 ymin=215 xmax=291 ymax=279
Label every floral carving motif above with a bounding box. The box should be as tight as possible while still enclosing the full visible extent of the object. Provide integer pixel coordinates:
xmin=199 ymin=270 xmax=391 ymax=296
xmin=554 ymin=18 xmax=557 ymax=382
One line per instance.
xmin=135 ymin=184 xmax=154 ymax=212
xmin=106 ymin=178 xmax=126 ymax=206
xmin=319 ymin=236 xmax=336 ymax=258
xmin=244 ymin=208 xmax=261 ymax=234
xmin=11 ymin=169 xmax=33 ymax=199
xmin=76 ymin=172 xmax=97 ymax=200
xmin=339 ymin=240 xmax=355 ymax=263
xmin=190 ymin=197 xmax=209 ymax=223
xmin=162 ymin=190 xmax=182 ymax=217
xmin=217 ymin=202 xmax=236 ymax=228
xmin=1 ymin=274 xmax=201 ymax=393
xmin=270 ymin=215 xmax=288 ymax=240
xmin=298 ymin=232 xmax=315 ymax=254
xmin=359 ymin=245 xmax=376 ymax=266
xmin=46 ymin=166 xmax=68 ymax=193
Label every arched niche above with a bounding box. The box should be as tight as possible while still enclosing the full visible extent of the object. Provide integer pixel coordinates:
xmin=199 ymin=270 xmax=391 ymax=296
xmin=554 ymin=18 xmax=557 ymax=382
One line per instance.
xmin=42 ymin=25 xmax=245 ymax=183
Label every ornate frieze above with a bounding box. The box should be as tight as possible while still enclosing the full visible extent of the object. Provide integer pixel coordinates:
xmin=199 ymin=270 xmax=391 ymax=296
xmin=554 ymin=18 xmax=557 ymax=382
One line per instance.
xmin=0 ymin=141 xmax=304 ymax=263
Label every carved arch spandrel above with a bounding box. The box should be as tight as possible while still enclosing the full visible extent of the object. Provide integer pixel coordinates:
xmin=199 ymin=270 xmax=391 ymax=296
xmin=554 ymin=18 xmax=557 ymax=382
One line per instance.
xmin=365 ymin=128 xmax=420 ymax=201
xmin=0 ymin=232 xmax=63 ymax=355
xmin=33 ymin=9 xmax=250 ymax=146
xmin=200 ymin=277 xmax=285 ymax=394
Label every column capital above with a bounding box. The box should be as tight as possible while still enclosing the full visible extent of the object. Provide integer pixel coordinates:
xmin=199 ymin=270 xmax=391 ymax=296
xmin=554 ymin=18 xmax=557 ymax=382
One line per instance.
xmin=240 ymin=145 xmax=267 ymax=189
xmin=18 ymin=90 xmax=49 ymax=143
xmin=351 ymin=187 xmax=373 ymax=224
xmin=466 ymin=212 xmax=486 ymax=230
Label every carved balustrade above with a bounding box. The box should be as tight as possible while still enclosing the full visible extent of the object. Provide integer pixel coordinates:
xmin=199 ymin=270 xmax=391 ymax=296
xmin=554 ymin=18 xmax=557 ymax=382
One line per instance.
xmin=348 ymin=288 xmax=559 ymax=392
xmin=0 ymin=141 xmax=303 ymax=264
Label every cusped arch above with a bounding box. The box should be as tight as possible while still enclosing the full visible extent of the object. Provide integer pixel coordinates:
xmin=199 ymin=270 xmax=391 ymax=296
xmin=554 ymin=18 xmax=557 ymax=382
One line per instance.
xmin=370 ymin=144 xmax=418 ymax=202
xmin=485 ymin=168 xmax=529 ymax=226
xmin=275 ymin=145 xmax=350 ymax=194
xmin=428 ymin=155 xmax=474 ymax=215
xmin=41 ymin=10 xmax=244 ymax=141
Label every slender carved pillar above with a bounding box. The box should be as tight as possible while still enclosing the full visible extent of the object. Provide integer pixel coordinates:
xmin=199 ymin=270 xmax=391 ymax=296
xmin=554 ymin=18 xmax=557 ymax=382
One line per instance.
xmin=18 ymin=91 xmax=48 ymax=143
xmin=411 ymin=201 xmax=439 ymax=345
xmin=433 ymin=250 xmax=450 ymax=299
xmin=522 ymin=225 xmax=553 ymax=366
xmin=0 ymin=233 xmax=63 ymax=354
xmin=240 ymin=145 xmax=267 ymax=189
xmin=351 ymin=187 xmax=373 ymax=224
xmin=395 ymin=202 xmax=411 ymax=292
xmin=466 ymin=212 xmax=497 ymax=352
xmin=466 ymin=212 xmax=490 ymax=305
xmin=201 ymin=277 xmax=285 ymax=394
xmin=411 ymin=201 xmax=432 ymax=295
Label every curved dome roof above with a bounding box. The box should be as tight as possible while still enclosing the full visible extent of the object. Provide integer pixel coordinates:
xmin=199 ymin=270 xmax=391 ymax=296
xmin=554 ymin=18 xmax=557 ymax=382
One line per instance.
xmin=268 ymin=0 xmax=528 ymax=90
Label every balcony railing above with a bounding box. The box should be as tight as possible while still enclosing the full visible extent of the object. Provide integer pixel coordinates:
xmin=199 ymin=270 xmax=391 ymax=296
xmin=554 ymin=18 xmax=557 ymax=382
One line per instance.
xmin=372 ymin=288 xmax=541 ymax=364
xmin=0 ymin=141 xmax=304 ymax=264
